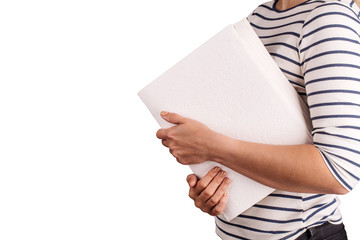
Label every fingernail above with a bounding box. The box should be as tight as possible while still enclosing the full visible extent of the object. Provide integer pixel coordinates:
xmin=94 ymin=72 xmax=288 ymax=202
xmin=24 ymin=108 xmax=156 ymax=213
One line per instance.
xmin=160 ymin=111 xmax=168 ymax=117
xmin=225 ymin=178 xmax=231 ymax=184
xmin=221 ymin=171 xmax=227 ymax=177
xmin=213 ymin=166 xmax=220 ymax=172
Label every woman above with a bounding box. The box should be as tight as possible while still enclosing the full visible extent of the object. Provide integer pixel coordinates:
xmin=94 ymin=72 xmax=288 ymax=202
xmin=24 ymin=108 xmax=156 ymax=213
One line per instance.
xmin=156 ymin=0 xmax=360 ymax=239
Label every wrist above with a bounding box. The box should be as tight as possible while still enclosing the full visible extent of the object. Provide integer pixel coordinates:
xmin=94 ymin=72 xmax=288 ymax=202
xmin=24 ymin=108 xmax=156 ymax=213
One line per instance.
xmin=207 ymin=131 xmax=237 ymax=164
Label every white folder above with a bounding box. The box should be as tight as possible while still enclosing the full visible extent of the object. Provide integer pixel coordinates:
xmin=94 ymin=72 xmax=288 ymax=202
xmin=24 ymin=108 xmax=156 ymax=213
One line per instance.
xmin=138 ymin=18 xmax=313 ymax=221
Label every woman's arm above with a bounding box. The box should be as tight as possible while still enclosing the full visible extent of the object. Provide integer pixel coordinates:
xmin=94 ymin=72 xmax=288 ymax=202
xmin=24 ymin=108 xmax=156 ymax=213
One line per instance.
xmin=157 ymin=111 xmax=348 ymax=195
xmin=211 ymin=132 xmax=348 ymax=194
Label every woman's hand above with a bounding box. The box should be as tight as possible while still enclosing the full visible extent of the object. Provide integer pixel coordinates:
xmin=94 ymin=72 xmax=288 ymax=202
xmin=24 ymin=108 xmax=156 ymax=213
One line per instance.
xmin=187 ymin=167 xmax=230 ymax=216
xmin=156 ymin=111 xmax=219 ymax=165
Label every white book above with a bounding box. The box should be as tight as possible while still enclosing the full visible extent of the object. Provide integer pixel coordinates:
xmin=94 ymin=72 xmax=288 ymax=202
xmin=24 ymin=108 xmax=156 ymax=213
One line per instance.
xmin=138 ymin=18 xmax=313 ymax=221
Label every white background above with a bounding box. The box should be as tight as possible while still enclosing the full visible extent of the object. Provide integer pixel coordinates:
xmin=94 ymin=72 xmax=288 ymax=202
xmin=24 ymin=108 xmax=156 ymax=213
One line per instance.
xmin=0 ymin=0 xmax=359 ymax=239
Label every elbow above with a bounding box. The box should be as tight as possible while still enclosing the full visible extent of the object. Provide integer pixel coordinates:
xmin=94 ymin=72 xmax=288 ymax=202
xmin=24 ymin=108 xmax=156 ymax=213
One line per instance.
xmin=333 ymin=186 xmax=349 ymax=195
xmin=323 ymin=175 xmax=350 ymax=195
xmin=329 ymin=180 xmax=350 ymax=195
xmin=315 ymin=181 xmax=349 ymax=195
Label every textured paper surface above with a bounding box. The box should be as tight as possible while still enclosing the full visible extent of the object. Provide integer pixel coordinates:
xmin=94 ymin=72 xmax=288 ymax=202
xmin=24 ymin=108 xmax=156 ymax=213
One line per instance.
xmin=138 ymin=18 xmax=313 ymax=221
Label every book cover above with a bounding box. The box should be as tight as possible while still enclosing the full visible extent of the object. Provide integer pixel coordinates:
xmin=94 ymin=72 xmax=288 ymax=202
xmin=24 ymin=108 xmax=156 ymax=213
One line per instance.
xmin=138 ymin=18 xmax=312 ymax=221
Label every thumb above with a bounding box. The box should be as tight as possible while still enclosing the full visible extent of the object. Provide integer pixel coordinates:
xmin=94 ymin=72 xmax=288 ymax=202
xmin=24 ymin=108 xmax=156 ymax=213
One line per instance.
xmin=186 ymin=174 xmax=198 ymax=188
xmin=161 ymin=111 xmax=186 ymax=124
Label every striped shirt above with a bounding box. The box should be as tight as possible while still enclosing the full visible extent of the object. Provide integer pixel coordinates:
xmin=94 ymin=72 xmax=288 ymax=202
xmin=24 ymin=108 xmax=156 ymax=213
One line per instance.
xmin=215 ymin=0 xmax=360 ymax=239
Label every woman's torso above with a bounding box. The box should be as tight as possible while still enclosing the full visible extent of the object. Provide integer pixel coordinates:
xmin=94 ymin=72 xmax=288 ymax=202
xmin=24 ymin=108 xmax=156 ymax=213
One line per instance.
xmin=216 ymin=0 xmax=360 ymax=239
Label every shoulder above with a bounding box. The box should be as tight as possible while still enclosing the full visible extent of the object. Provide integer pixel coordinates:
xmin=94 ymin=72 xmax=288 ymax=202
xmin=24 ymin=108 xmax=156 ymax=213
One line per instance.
xmin=297 ymin=1 xmax=360 ymax=73
xmin=302 ymin=0 xmax=360 ymax=32
xmin=306 ymin=0 xmax=360 ymax=15
xmin=298 ymin=0 xmax=360 ymax=47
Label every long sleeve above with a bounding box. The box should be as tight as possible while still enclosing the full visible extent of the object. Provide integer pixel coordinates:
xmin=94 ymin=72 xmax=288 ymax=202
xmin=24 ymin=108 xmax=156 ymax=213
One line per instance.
xmin=299 ymin=1 xmax=360 ymax=191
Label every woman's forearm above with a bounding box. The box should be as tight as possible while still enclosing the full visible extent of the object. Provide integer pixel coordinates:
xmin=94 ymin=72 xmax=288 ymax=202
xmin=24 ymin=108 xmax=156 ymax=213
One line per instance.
xmin=157 ymin=112 xmax=348 ymax=194
xmin=209 ymin=133 xmax=348 ymax=194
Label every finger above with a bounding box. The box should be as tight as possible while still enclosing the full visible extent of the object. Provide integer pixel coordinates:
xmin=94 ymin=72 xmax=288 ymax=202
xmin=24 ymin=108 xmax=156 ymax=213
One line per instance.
xmin=160 ymin=111 xmax=186 ymax=125
xmin=194 ymin=166 xmax=222 ymax=194
xmin=169 ymin=148 xmax=178 ymax=158
xmin=198 ymin=170 xmax=227 ymax=202
xmin=189 ymin=167 xmax=219 ymax=200
xmin=156 ymin=128 xmax=168 ymax=139
xmin=188 ymin=175 xmax=199 ymax=200
xmin=205 ymin=177 xmax=231 ymax=209
xmin=161 ymin=139 xmax=169 ymax=147
xmin=211 ymin=192 xmax=228 ymax=216
xmin=187 ymin=174 xmax=198 ymax=188
xmin=197 ymin=171 xmax=228 ymax=210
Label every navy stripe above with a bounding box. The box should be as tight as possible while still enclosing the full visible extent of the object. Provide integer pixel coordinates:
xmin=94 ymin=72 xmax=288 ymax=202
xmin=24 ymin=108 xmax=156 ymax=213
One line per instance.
xmin=312 ymin=114 xmax=360 ymax=120
xmin=309 ymin=101 xmax=360 ymax=108
xmin=289 ymin=80 xmax=305 ymax=88
xmin=252 ymin=10 xmax=312 ymax=21
xmin=269 ymin=193 xmax=302 ymax=200
xmin=315 ymin=130 xmax=360 ymax=143
xmin=238 ymin=214 xmax=303 ymax=224
xmin=216 ymin=224 xmax=251 ymax=240
xmin=321 ymin=150 xmax=360 ymax=168
xmin=312 ymin=125 xmax=360 ymax=132
xmin=280 ymin=67 xmax=304 ymax=79
xmin=313 ymin=2 xmax=360 ymax=21
xmin=258 ymin=4 xmax=276 ymax=11
xmin=314 ymin=141 xmax=360 ymax=155
xmin=303 ymin=11 xmax=360 ymax=28
xmin=304 ymin=63 xmax=360 ymax=75
xmin=321 ymin=208 xmax=337 ymax=220
xmin=321 ymin=153 xmax=353 ymax=190
xmin=270 ymin=52 xmax=301 ymax=66
xmin=304 ymin=0 xmax=326 ymax=6
xmin=303 ymin=194 xmax=324 ymax=201
xmin=301 ymin=24 xmax=360 ymax=41
xmin=307 ymin=220 xmax=326 ymax=228
xmin=305 ymin=202 xmax=327 ymax=211
xmin=250 ymin=21 xmax=304 ymax=30
xmin=330 ymin=217 xmax=343 ymax=223
xmin=216 ymin=216 xmax=291 ymax=234
xmin=305 ymin=76 xmax=360 ymax=86
xmin=307 ymin=89 xmax=360 ymax=96
xmin=301 ymin=50 xmax=360 ymax=65
xmin=253 ymin=204 xmax=302 ymax=212
xmin=300 ymin=37 xmax=360 ymax=53
xmin=265 ymin=42 xmax=298 ymax=51
xmin=259 ymin=31 xmax=300 ymax=39
xmin=312 ymin=127 xmax=324 ymax=132
xmin=257 ymin=3 xmax=312 ymax=13
xmin=301 ymin=0 xmax=327 ymax=8
xmin=271 ymin=0 xmax=326 ymax=13
xmin=343 ymin=167 xmax=360 ymax=181
xmin=305 ymin=198 xmax=338 ymax=222
xmin=337 ymin=125 xmax=360 ymax=130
